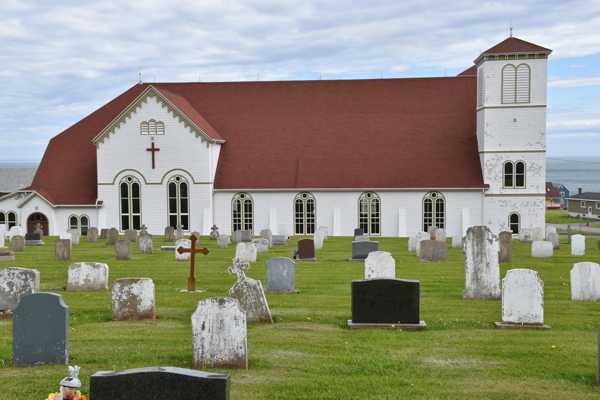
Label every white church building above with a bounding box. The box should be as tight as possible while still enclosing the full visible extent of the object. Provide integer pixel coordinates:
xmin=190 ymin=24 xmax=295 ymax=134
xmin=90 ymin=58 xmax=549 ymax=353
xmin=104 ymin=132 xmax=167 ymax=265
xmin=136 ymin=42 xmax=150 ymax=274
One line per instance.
xmin=0 ymin=37 xmax=551 ymax=238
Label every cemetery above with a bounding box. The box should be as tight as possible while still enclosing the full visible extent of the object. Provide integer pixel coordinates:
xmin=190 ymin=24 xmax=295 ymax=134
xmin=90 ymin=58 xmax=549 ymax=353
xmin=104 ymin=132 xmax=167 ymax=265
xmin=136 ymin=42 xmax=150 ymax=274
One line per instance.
xmin=0 ymin=230 xmax=600 ymax=398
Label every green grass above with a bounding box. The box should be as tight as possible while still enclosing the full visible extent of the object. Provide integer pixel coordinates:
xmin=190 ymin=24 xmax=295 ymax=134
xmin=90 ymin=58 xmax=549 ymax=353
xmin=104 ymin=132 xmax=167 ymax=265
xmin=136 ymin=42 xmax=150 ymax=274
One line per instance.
xmin=1 ymin=235 xmax=600 ymax=399
xmin=546 ymin=209 xmax=596 ymax=225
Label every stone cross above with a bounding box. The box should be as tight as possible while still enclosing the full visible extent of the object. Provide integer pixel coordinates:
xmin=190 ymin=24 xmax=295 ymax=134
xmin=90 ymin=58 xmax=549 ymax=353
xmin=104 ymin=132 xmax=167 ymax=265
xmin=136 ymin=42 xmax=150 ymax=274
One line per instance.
xmin=140 ymin=225 xmax=148 ymax=234
xmin=146 ymin=142 xmax=160 ymax=169
xmin=211 ymin=225 xmax=218 ymax=231
xmin=177 ymin=234 xmax=209 ymax=292
xmin=228 ymin=258 xmax=250 ymax=280
xmin=567 ymin=224 xmax=572 ymax=244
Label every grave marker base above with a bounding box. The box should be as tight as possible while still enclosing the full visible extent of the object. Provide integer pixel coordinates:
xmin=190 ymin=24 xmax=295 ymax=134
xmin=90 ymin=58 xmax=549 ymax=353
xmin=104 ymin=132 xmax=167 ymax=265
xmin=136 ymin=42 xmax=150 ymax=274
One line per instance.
xmin=297 ymin=258 xmax=316 ymax=262
xmin=0 ymin=311 xmax=13 ymax=319
xmin=160 ymin=246 xmax=176 ymax=251
xmin=494 ymin=322 xmax=551 ymax=330
xmin=265 ymin=289 xmax=300 ymax=294
xmin=348 ymin=320 xmax=427 ymax=331
xmin=348 ymin=258 xmax=366 ymax=262
xmin=179 ymin=289 xmax=207 ymax=293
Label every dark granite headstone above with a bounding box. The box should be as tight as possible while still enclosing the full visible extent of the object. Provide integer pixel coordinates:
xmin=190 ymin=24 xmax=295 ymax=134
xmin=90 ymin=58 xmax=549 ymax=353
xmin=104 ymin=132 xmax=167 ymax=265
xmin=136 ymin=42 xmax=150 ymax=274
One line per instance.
xmin=12 ymin=293 xmax=68 ymax=367
xmin=89 ymin=367 xmax=230 ymax=400
xmin=297 ymin=238 xmax=315 ymax=260
xmin=354 ymin=228 xmax=364 ymax=237
xmin=351 ymin=278 xmax=420 ymax=324
xmin=25 ymin=233 xmax=40 ymax=241
xmin=240 ymin=230 xmax=252 ymax=242
xmin=350 ymin=241 xmax=380 ymax=261
xmin=419 ymin=240 xmax=447 ymax=262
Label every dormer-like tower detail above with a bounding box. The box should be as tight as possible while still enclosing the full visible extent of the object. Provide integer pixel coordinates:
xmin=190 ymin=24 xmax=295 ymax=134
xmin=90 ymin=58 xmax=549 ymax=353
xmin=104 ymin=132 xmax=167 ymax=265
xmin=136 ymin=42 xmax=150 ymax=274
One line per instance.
xmin=475 ymin=37 xmax=552 ymax=233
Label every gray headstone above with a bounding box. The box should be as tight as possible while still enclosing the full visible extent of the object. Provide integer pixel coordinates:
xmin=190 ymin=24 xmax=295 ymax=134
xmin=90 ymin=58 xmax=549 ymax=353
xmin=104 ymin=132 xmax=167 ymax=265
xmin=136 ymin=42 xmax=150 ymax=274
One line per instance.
xmin=350 ymin=241 xmax=380 ymax=261
xmin=452 ymin=235 xmax=462 ymax=249
xmin=67 ymin=262 xmax=109 ymax=291
xmin=116 ymin=239 xmax=132 ymax=260
xmin=240 ymin=230 xmax=252 ymax=242
xmin=210 ymin=225 xmax=220 ymax=240
xmin=519 ymin=229 xmax=533 ymax=243
xmin=228 ymin=259 xmax=272 ymax=324
xmin=415 ymin=231 xmax=430 ymax=257
xmin=549 ymin=233 xmax=560 ymax=250
xmin=435 ymin=228 xmax=446 ymax=243
xmin=265 ymin=257 xmax=297 ymax=294
xmin=463 ymin=226 xmax=500 ymax=300
xmin=354 ymin=228 xmax=364 ymax=237
xmin=231 ymin=231 xmax=242 ymax=245
xmin=89 ymin=367 xmax=231 ymax=400
xmin=124 ymin=229 xmax=138 ymax=243
xmin=355 ymin=235 xmax=369 ymax=242
xmin=419 ymin=240 xmax=447 ymax=262
xmin=260 ymin=229 xmax=273 ymax=249
xmin=251 ymin=238 xmax=269 ymax=253
xmin=175 ymin=226 xmax=185 ymax=241
xmin=55 ymin=239 xmax=72 ymax=261
xmin=11 ymin=235 xmax=24 ymax=252
xmin=0 ymin=267 xmax=40 ymax=311
xmin=112 ymin=278 xmax=156 ymax=321
xmin=545 ymin=226 xmax=557 ymax=239
xmin=69 ymin=229 xmax=81 ymax=246
xmin=567 ymin=225 xmax=572 ymax=244
xmin=408 ymin=237 xmax=417 ymax=252
xmin=139 ymin=233 xmax=153 ymax=254
xmin=532 ymin=227 xmax=544 ymax=242
xmin=12 ymin=293 xmax=68 ymax=367
xmin=164 ymin=226 xmax=175 ymax=242
xmin=87 ymin=227 xmax=98 ymax=242
xmin=272 ymin=235 xmax=287 ymax=246
xmin=191 ymin=232 xmax=201 ymax=246
xmin=25 ymin=233 xmax=40 ymax=241
xmin=106 ymin=228 xmax=119 ymax=246
xmin=218 ymin=234 xmax=229 ymax=249
xmin=499 ymin=231 xmax=512 ymax=263
xmin=100 ymin=228 xmax=108 ymax=239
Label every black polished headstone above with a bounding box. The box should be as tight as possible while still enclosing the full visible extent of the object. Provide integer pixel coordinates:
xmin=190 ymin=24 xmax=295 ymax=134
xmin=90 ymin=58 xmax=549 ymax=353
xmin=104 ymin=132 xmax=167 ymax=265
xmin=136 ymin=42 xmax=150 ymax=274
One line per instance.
xmin=351 ymin=278 xmax=420 ymax=324
xmin=12 ymin=293 xmax=68 ymax=367
xmin=90 ymin=367 xmax=230 ymax=400
xmin=25 ymin=233 xmax=40 ymax=241
xmin=354 ymin=228 xmax=364 ymax=237
xmin=351 ymin=241 xmax=379 ymax=260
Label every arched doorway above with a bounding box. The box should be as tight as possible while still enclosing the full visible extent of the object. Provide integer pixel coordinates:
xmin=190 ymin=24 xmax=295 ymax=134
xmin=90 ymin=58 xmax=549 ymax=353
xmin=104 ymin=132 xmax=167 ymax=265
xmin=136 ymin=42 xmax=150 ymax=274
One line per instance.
xmin=28 ymin=213 xmax=49 ymax=236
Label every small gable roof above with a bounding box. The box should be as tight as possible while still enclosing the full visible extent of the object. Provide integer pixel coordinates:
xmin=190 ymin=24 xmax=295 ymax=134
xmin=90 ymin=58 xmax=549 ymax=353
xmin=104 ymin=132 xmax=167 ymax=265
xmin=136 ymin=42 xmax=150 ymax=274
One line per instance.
xmin=546 ymin=182 xmax=561 ymax=198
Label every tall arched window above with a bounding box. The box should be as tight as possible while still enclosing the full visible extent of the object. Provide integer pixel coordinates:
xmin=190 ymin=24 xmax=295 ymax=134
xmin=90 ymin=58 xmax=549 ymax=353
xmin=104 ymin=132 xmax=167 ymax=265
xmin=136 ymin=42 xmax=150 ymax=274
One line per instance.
xmin=120 ymin=176 xmax=141 ymax=230
xmin=294 ymin=192 xmax=316 ymax=235
xmin=502 ymin=63 xmax=530 ymax=104
xmin=69 ymin=215 xmax=79 ymax=231
xmin=0 ymin=212 xmax=5 ymax=227
xmin=423 ymin=192 xmax=445 ymax=231
xmin=80 ymin=215 xmax=89 ymax=235
xmin=7 ymin=212 xmax=17 ymax=229
xmin=167 ymin=175 xmax=189 ymax=230
xmin=358 ymin=192 xmax=380 ymax=235
xmin=232 ymin=193 xmax=253 ymax=233
xmin=509 ymin=213 xmax=520 ymax=234
xmin=503 ymin=161 xmax=526 ymax=188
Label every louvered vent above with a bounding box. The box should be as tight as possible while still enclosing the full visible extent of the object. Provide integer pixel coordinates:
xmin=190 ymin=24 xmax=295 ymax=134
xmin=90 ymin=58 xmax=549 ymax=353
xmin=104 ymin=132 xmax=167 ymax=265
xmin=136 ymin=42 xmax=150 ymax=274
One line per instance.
xmin=502 ymin=65 xmax=516 ymax=103
xmin=516 ymin=64 xmax=530 ymax=103
xmin=140 ymin=122 xmax=149 ymax=135
xmin=157 ymin=122 xmax=165 ymax=135
xmin=478 ymin=68 xmax=484 ymax=107
xmin=149 ymin=120 xmax=157 ymax=134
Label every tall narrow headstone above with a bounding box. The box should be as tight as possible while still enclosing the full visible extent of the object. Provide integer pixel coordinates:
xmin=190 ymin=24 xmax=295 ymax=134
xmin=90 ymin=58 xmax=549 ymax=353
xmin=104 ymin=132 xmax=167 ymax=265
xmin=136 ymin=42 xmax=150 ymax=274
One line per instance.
xmin=11 ymin=235 xmax=24 ymax=252
xmin=314 ymin=230 xmax=325 ymax=250
xmin=496 ymin=269 xmax=550 ymax=329
xmin=318 ymin=226 xmax=328 ymax=240
xmin=231 ymin=231 xmax=242 ymax=245
xmin=463 ymin=226 xmax=500 ymax=300
xmin=435 ymin=228 xmax=446 ymax=243
xmin=55 ymin=239 xmax=72 ymax=261
xmin=532 ymin=227 xmax=544 ymax=242
xmin=175 ymin=225 xmax=185 ymax=241
xmin=236 ymin=243 xmax=257 ymax=263
xmin=191 ymin=232 xmax=201 ymax=246
xmin=192 ymin=297 xmax=248 ymax=369
xmin=260 ymin=229 xmax=272 ymax=249
xmin=116 ymin=239 xmax=132 ymax=260
xmin=572 ymin=234 xmax=585 ymax=256
xmin=164 ymin=226 xmax=175 ymax=242
xmin=87 ymin=227 xmax=98 ymax=242
xmin=12 ymin=293 xmax=69 ymax=367
xmin=499 ymin=231 xmax=512 ymax=263
xmin=427 ymin=226 xmax=437 ymax=240
xmin=139 ymin=233 xmax=153 ymax=254
xmin=69 ymin=229 xmax=81 ymax=246
xmin=365 ymin=251 xmax=395 ymax=279
xmin=67 ymin=263 xmax=109 ymax=291
xmin=265 ymin=257 xmax=298 ymax=294
xmin=100 ymin=229 xmax=108 ymax=239
xmin=228 ymin=259 xmax=272 ymax=324
xmin=570 ymin=262 xmax=600 ymax=301
xmin=106 ymin=228 xmax=119 ymax=246
xmin=415 ymin=231 xmax=430 ymax=257
xmin=0 ymin=267 xmax=40 ymax=312
xmin=567 ymin=224 xmax=572 ymax=244
xmin=408 ymin=237 xmax=417 ymax=252
xmin=112 ymin=278 xmax=156 ymax=321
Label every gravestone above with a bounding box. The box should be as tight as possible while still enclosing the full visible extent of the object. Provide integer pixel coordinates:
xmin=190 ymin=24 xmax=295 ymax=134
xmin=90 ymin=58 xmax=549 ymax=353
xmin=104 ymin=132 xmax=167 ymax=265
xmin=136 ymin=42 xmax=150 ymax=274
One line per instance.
xmin=34 ymin=223 xmax=44 ymax=239
xmin=364 ymin=251 xmax=395 ymax=279
xmin=87 ymin=227 xmax=98 ymax=242
xmin=419 ymin=240 xmax=447 ymax=262
xmin=192 ymin=297 xmax=247 ymax=369
xmin=260 ymin=229 xmax=272 ymax=249
xmin=272 ymin=235 xmax=287 ymax=246
xmin=106 ymin=228 xmax=119 ymax=246
xmin=55 ymin=239 xmax=72 ymax=260
xmin=545 ymin=226 xmax=557 ymax=239
xmin=191 ymin=232 xmax=200 ymax=246
xmin=572 ymin=234 xmax=585 ymax=256
xmin=415 ymin=231 xmax=430 ymax=257
xmin=570 ymin=262 xmax=600 ymax=301
xmin=354 ymin=228 xmax=364 ymax=237
xmin=496 ymin=269 xmax=550 ymax=329
xmin=139 ymin=232 xmax=153 ymax=254
xmin=251 ymin=238 xmax=269 ymax=254
xmin=176 ymin=239 xmax=192 ymax=261
xmin=499 ymin=231 xmax=513 ymax=263
xmin=69 ymin=229 xmax=81 ymax=246
xmin=12 ymin=235 xmax=24 ymax=252
xmin=435 ymin=228 xmax=446 ymax=243
xmin=597 ymin=240 xmax=600 ymax=250
xmin=452 ymin=235 xmax=462 ymax=249
xmin=210 ymin=225 xmax=220 ymax=240
xmin=408 ymin=237 xmax=417 ymax=252
xmin=350 ymin=241 xmax=380 ymax=261
xmin=12 ymin=293 xmax=69 ymax=367
xmin=568 ymin=225 xmax=572 ymax=244
xmin=532 ymin=241 xmax=553 ymax=258
xmin=124 ymin=229 xmax=138 ymax=243
xmin=355 ymin=235 xmax=369 ymax=242
xmin=67 ymin=262 xmax=109 ymax=291
xmin=25 ymin=233 xmax=42 ymax=244
xmin=314 ymin=230 xmax=325 ymax=250
xmin=164 ymin=226 xmax=175 ymax=242
xmin=463 ymin=226 xmax=500 ymax=300
xmin=112 ymin=278 xmax=156 ymax=321
xmin=231 ymin=231 xmax=242 ymax=245
xmin=348 ymin=278 xmax=426 ymax=330
xmin=0 ymin=226 xmax=5 ymax=248
xmin=228 ymin=259 xmax=272 ymax=324
xmin=427 ymin=225 xmax=437 ymax=240
xmin=89 ymin=367 xmax=231 ymax=400
xmin=240 ymin=230 xmax=252 ymax=242
xmin=279 ymin=224 xmax=288 ymax=237
xmin=318 ymin=226 xmax=328 ymax=240
xmin=548 ymin=233 xmax=560 ymax=250
xmin=218 ymin=234 xmax=228 ymax=249
xmin=60 ymin=232 xmax=72 ymax=244
xmin=10 ymin=225 xmax=23 ymax=239
xmin=265 ymin=257 xmax=298 ymax=294
xmin=236 ymin=243 xmax=257 ymax=263
xmin=175 ymin=225 xmax=185 ymax=241
xmin=140 ymin=224 xmax=148 ymax=235
xmin=532 ymin=227 xmax=544 ymax=242
xmin=100 ymin=229 xmax=108 ymax=239
xmin=0 ymin=250 xmax=15 ymax=261
xmin=116 ymin=239 xmax=132 ymax=260
xmin=519 ymin=229 xmax=533 ymax=243
xmin=297 ymin=238 xmax=316 ymax=261
xmin=0 ymin=267 xmax=40 ymax=311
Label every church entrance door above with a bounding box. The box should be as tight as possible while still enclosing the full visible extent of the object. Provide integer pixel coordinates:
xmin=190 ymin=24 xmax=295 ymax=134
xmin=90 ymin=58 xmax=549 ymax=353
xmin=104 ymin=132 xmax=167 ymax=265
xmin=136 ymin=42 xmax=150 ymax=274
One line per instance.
xmin=27 ymin=213 xmax=49 ymax=236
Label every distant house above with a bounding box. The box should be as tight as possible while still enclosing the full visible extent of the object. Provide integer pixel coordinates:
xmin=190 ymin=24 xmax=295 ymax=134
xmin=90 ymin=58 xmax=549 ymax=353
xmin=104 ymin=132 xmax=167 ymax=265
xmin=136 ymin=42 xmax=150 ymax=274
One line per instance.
xmin=545 ymin=182 xmax=562 ymax=209
xmin=567 ymin=189 xmax=600 ymax=219
xmin=552 ymin=183 xmax=570 ymax=207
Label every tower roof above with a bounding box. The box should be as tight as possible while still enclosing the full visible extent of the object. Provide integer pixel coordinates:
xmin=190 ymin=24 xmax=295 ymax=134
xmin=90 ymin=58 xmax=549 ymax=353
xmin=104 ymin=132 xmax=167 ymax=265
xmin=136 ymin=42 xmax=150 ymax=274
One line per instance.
xmin=475 ymin=37 xmax=552 ymax=64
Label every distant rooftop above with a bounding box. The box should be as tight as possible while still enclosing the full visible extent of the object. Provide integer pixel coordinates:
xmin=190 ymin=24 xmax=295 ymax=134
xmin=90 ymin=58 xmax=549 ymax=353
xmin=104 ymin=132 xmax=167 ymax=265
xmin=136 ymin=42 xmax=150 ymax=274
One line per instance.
xmin=0 ymin=168 xmax=37 ymax=194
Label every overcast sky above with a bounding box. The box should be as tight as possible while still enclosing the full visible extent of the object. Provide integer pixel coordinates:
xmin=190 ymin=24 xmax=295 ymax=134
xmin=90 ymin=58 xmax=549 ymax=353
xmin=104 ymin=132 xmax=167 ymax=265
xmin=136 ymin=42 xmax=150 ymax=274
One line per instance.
xmin=1 ymin=0 xmax=599 ymax=161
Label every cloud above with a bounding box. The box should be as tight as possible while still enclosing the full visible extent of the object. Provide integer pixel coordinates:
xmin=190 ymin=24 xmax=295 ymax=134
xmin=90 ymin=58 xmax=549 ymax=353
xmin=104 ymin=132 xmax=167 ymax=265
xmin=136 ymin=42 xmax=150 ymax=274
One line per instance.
xmin=548 ymin=132 xmax=600 ymax=138
xmin=569 ymin=64 xmax=588 ymax=68
xmin=549 ymin=74 xmax=600 ymax=88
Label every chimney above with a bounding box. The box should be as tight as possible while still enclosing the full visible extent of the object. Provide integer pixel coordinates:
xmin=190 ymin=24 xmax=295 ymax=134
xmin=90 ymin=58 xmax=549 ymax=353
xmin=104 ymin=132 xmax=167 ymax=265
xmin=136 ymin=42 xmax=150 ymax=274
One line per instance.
xmin=578 ymin=188 xmax=583 ymax=195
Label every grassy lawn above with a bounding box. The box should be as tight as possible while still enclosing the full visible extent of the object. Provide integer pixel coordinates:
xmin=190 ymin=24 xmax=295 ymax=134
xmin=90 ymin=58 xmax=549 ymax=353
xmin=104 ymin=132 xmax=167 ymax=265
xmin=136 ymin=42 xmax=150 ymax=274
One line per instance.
xmin=546 ymin=209 xmax=596 ymax=225
xmin=1 ymin=234 xmax=600 ymax=399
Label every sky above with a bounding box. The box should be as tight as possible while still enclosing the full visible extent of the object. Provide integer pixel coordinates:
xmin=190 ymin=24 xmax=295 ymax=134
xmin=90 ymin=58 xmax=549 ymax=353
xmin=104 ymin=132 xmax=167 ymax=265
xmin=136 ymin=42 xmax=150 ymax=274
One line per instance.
xmin=0 ymin=0 xmax=599 ymax=161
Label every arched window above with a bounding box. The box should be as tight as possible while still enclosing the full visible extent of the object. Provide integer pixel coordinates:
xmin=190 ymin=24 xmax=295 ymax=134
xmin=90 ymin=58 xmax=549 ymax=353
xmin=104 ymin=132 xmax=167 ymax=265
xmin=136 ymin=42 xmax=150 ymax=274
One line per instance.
xmin=168 ymin=175 xmax=189 ymax=230
xmin=80 ymin=215 xmax=89 ymax=235
xmin=423 ymin=192 xmax=445 ymax=231
xmin=0 ymin=212 xmax=5 ymax=226
xmin=504 ymin=162 xmax=514 ymax=187
xmin=141 ymin=120 xmax=165 ymax=135
xmin=294 ymin=192 xmax=316 ymax=235
xmin=515 ymin=161 xmax=525 ymax=188
xmin=69 ymin=215 xmax=79 ymax=231
xmin=358 ymin=192 xmax=380 ymax=235
xmin=120 ymin=176 xmax=142 ymax=231
xmin=502 ymin=63 xmax=530 ymax=104
xmin=7 ymin=211 xmax=17 ymax=229
xmin=503 ymin=161 xmax=526 ymax=188
xmin=232 ymin=193 xmax=253 ymax=233
xmin=509 ymin=213 xmax=520 ymax=234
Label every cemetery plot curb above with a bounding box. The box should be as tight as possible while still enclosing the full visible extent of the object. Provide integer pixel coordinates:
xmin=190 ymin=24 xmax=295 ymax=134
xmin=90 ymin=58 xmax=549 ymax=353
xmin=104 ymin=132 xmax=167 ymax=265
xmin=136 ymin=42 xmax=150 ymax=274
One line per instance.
xmin=494 ymin=322 xmax=551 ymax=330
xmin=347 ymin=320 xmax=427 ymax=331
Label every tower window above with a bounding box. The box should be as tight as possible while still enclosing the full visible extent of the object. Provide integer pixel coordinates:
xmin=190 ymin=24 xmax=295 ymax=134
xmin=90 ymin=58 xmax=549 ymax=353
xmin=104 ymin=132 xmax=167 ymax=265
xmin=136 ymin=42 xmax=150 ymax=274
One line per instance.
xmin=502 ymin=64 xmax=530 ymax=104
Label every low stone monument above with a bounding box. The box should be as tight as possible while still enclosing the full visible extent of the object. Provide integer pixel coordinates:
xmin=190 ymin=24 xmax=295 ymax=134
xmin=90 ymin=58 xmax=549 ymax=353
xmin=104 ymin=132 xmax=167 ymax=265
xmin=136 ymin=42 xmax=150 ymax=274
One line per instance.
xmin=116 ymin=239 xmax=132 ymax=260
xmin=272 ymin=235 xmax=287 ymax=246
xmin=264 ymin=257 xmax=298 ymax=294
xmin=0 ymin=250 xmax=15 ymax=262
xmin=67 ymin=262 xmax=109 ymax=291
xmin=519 ymin=229 xmax=533 ymax=243
xmin=571 ymin=262 xmax=600 ymax=301
xmin=236 ymin=242 xmax=257 ymax=263
xmin=228 ymin=259 xmax=272 ymax=324
xmin=572 ymin=234 xmax=585 ymax=256
xmin=0 ymin=267 xmax=40 ymax=314
xmin=112 ymin=278 xmax=156 ymax=321
xmin=87 ymin=227 xmax=98 ymax=242
xmin=419 ymin=240 xmax=447 ymax=262
xmin=545 ymin=226 xmax=557 ymax=239
xmin=364 ymin=251 xmax=395 ymax=279
xmin=164 ymin=226 xmax=175 ymax=242
xmin=495 ymin=269 xmax=550 ymax=329
xmin=463 ymin=226 xmax=500 ymax=300
xmin=210 ymin=225 xmax=220 ymax=240
xmin=12 ymin=235 xmax=25 ymax=252
xmin=435 ymin=228 xmax=446 ymax=243
xmin=532 ymin=241 xmax=553 ymax=258
xmin=452 ymin=235 xmax=462 ymax=250
xmin=499 ymin=231 xmax=512 ymax=263
xmin=24 ymin=233 xmax=44 ymax=246
xmin=251 ymin=238 xmax=269 ymax=253
xmin=55 ymin=239 xmax=72 ymax=261
xmin=349 ymin=241 xmax=379 ymax=261
xmin=355 ymin=235 xmax=369 ymax=242
xmin=240 ymin=230 xmax=252 ymax=242
xmin=218 ymin=234 xmax=228 ymax=249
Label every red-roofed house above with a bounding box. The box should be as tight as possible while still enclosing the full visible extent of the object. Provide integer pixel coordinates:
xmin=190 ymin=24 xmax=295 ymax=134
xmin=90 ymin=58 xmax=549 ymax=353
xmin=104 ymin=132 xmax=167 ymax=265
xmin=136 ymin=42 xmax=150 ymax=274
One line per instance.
xmin=0 ymin=36 xmax=552 ymax=237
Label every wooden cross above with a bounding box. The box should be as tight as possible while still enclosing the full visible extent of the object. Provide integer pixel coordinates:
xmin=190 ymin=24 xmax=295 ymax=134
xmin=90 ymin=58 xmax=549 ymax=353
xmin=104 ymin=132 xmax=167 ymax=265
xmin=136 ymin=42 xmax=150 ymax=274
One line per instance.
xmin=146 ymin=142 xmax=160 ymax=169
xmin=177 ymin=234 xmax=209 ymax=292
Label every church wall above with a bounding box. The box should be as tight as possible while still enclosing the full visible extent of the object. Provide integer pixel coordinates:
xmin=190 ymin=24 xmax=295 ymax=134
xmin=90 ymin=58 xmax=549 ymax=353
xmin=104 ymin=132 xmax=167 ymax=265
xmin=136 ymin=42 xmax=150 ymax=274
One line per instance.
xmin=479 ymin=151 xmax=545 ymax=195
xmin=54 ymin=207 xmax=99 ymax=235
xmin=476 ymin=107 xmax=547 ymax=152
xmin=0 ymin=194 xmax=24 ymax=228
xmin=483 ymin=195 xmax=545 ymax=233
xmin=18 ymin=196 xmax=56 ymax=235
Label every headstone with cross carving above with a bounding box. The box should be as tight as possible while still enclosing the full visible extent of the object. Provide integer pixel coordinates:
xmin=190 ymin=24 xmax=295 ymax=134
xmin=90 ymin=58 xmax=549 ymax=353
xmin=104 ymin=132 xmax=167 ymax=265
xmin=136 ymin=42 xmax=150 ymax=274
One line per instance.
xmin=228 ymin=259 xmax=272 ymax=324
xmin=140 ymin=224 xmax=148 ymax=235
xmin=175 ymin=224 xmax=185 ymax=241
xmin=210 ymin=225 xmax=219 ymax=240
xmin=34 ymin=223 xmax=44 ymax=240
xmin=177 ymin=234 xmax=209 ymax=292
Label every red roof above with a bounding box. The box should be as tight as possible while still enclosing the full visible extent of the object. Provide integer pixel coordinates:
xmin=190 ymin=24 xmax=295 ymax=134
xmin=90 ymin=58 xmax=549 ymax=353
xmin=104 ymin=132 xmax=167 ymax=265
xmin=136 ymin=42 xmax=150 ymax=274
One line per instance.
xmin=26 ymin=76 xmax=486 ymax=204
xmin=483 ymin=37 xmax=551 ymax=54
xmin=458 ymin=65 xmax=477 ymax=76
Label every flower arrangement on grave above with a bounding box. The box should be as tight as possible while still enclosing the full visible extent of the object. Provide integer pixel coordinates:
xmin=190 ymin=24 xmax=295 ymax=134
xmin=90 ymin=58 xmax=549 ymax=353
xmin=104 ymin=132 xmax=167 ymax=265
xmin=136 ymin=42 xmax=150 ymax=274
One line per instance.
xmin=45 ymin=366 xmax=86 ymax=400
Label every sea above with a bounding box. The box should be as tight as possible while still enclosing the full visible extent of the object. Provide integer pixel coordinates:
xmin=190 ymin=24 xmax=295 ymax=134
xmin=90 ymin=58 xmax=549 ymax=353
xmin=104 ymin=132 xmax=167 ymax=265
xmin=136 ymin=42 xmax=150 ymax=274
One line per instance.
xmin=1 ymin=157 xmax=599 ymax=193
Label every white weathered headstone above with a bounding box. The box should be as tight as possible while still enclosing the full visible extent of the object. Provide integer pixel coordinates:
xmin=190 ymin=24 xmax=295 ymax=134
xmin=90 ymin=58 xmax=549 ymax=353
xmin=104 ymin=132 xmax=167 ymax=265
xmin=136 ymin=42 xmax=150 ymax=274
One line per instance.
xmin=463 ymin=226 xmax=500 ymax=300
xmin=570 ymin=262 xmax=600 ymax=301
xmin=111 ymin=278 xmax=156 ymax=321
xmin=532 ymin=227 xmax=544 ymax=242
xmin=0 ymin=226 xmax=6 ymax=248
xmin=191 ymin=232 xmax=200 ymax=246
xmin=572 ymin=234 xmax=585 ymax=256
xmin=452 ymin=235 xmax=462 ymax=249
xmin=415 ymin=231 xmax=430 ymax=257
xmin=314 ymin=230 xmax=325 ymax=250
xmin=500 ymin=269 xmax=545 ymax=325
xmin=532 ymin=241 xmax=553 ymax=258
xmin=218 ymin=234 xmax=228 ymax=249
xmin=191 ymin=297 xmax=248 ymax=369
xmin=364 ymin=251 xmax=396 ymax=279
xmin=428 ymin=225 xmax=437 ymax=240
xmin=176 ymin=239 xmax=192 ymax=261
xmin=355 ymin=235 xmax=369 ymax=242
xmin=408 ymin=237 xmax=416 ymax=252
xmin=519 ymin=229 xmax=533 ymax=243
xmin=279 ymin=224 xmax=288 ymax=237
xmin=69 ymin=229 xmax=81 ymax=246
xmin=67 ymin=262 xmax=109 ymax=291
xmin=318 ymin=226 xmax=328 ymax=240
xmin=9 ymin=226 xmax=23 ymax=239
xmin=548 ymin=232 xmax=560 ymax=250
xmin=236 ymin=243 xmax=257 ymax=263
xmin=175 ymin=226 xmax=185 ymax=241
xmin=0 ymin=267 xmax=40 ymax=311
xmin=260 ymin=229 xmax=272 ymax=249
xmin=139 ymin=233 xmax=153 ymax=254
xmin=545 ymin=226 xmax=557 ymax=239
xmin=435 ymin=228 xmax=446 ymax=243
xmin=228 ymin=259 xmax=272 ymax=324
xmin=251 ymin=238 xmax=269 ymax=253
